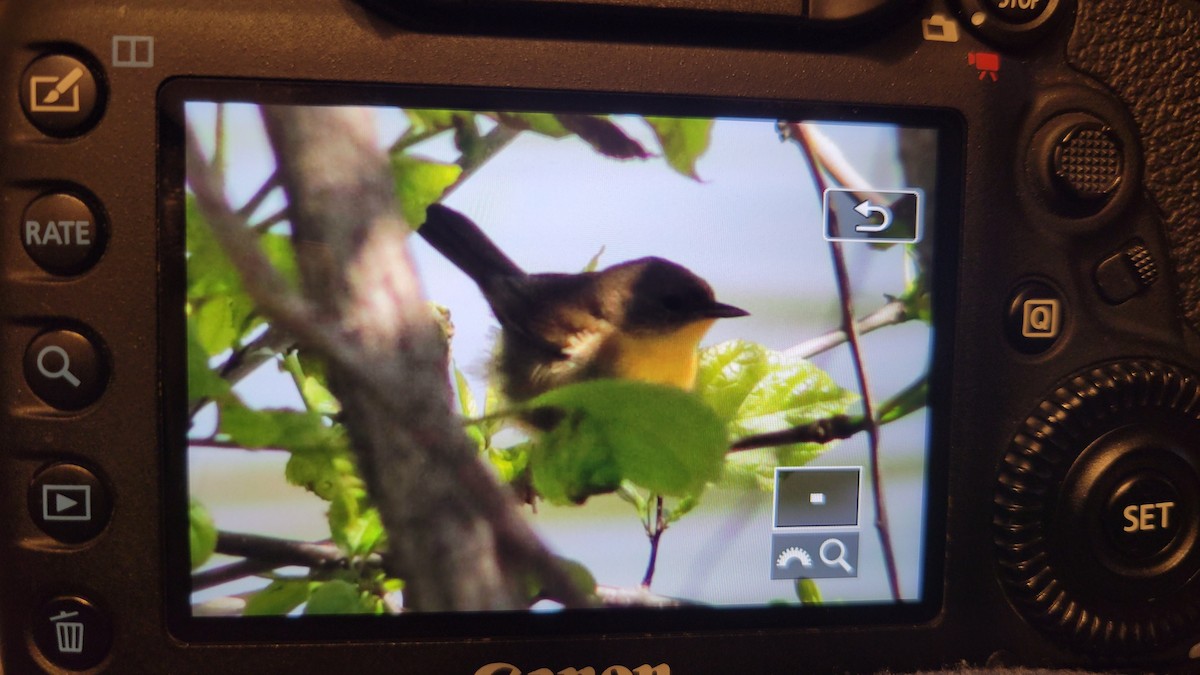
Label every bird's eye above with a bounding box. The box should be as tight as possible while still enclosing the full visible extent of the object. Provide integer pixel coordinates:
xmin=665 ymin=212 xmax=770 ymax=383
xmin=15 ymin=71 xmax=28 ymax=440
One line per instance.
xmin=661 ymin=294 xmax=686 ymax=312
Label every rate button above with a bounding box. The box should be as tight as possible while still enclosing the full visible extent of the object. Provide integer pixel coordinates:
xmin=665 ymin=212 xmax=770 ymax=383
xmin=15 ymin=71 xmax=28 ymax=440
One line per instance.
xmin=22 ymin=192 xmax=106 ymax=275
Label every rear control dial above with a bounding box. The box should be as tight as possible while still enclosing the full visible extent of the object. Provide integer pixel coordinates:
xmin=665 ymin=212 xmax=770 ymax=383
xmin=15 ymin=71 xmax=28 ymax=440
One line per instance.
xmin=995 ymin=361 xmax=1200 ymax=654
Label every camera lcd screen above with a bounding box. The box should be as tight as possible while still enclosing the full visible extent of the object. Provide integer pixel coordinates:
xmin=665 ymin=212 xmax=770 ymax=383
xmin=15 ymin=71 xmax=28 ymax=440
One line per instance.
xmin=167 ymin=86 xmax=955 ymax=637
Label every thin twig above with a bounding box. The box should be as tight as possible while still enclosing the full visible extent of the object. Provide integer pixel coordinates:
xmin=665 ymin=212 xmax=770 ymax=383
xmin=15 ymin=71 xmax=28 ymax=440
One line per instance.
xmin=442 ymin=125 xmax=521 ymax=200
xmin=389 ymin=126 xmax=446 ymax=154
xmin=193 ymin=532 xmax=384 ymax=592
xmin=641 ymin=496 xmax=666 ymax=588
xmin=784 ymin=121 xmax=901 ymax=602
xmin=188 ymin=325 xmax=296 ymax=420
xmin=252 ymin=207 xmax=290 ymax=234
xmin=594 ymin=584 xmax=688 ymax=608
xmin=785 ymin=299 xmax=909 ymax=360
xmin=730 ymin=414 xmax=864 ymax=452
xmin=191 ymin=439 xmax=289 ymax=452
xmin=236 ymin=170 xmax=281 ymax=219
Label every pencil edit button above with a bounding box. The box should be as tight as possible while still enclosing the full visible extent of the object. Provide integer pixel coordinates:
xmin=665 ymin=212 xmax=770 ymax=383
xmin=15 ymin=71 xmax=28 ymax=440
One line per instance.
xmin=22 ymin=192 xmax=106 ymax=275
xmin=19 ymin=53 xmax=104 ymax=137
xmin=23 ymin=330 xmax=108 ymax=411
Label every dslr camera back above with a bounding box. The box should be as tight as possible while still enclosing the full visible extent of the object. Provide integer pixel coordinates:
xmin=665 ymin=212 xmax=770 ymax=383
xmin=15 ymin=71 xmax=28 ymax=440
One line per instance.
xmin=3 ymin=0 xmax=1200 ymax=672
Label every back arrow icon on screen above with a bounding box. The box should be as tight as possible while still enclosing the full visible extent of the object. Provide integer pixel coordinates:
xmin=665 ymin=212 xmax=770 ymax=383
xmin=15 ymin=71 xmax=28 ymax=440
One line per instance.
xmin=853 ymin=200 xmax=893 ymax=233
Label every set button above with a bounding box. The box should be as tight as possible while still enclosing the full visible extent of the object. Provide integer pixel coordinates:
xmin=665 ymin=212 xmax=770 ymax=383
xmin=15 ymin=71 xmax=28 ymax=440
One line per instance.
xmin=1105 ymin=470 xmax=1181 ymax=561
xmin=23 ymin=329 xmax=108 ymax=411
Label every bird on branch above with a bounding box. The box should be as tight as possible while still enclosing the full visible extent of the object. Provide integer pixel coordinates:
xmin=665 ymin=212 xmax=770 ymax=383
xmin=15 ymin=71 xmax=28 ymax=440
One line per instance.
xmin=419 ymin=203 xmax=748 ymax=403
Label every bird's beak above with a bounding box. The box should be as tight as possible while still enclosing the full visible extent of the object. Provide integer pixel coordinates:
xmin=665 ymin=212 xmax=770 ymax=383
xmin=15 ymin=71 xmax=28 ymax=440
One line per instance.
xmin=704 ymin=301 xmax=750 ymax=319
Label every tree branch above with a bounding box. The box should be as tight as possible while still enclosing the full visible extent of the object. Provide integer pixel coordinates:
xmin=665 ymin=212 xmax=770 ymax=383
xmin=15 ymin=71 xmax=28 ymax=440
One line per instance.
xmin=784 ymin=299 xmax=910 ymax=360
xmin=187 ymin=109 xmax=589 ymax=611
xmin=729 ymin=414 xmax=864 ymax=452
xmin=782 ymin=121 xmax=902 ymax=602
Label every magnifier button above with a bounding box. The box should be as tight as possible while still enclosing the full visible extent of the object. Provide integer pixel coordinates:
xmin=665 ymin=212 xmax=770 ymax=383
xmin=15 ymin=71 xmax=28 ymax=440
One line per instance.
xmin=23 ymin=329 xmax=107 ymax=411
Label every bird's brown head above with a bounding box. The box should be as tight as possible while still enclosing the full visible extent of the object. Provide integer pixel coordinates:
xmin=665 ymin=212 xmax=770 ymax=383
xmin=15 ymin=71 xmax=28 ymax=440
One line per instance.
xmin=602 ymin=257 xmax=748 ymax=334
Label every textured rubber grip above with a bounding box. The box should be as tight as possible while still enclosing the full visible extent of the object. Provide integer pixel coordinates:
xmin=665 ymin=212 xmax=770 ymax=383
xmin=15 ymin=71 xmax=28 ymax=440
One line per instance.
xmin=1066 ymin=0 xmax=1200 ymax=329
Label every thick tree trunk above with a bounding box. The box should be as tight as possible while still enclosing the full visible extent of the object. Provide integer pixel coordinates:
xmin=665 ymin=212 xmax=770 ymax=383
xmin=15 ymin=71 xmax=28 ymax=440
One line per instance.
xmin=259 ymin=106 xmax=526 ymax=611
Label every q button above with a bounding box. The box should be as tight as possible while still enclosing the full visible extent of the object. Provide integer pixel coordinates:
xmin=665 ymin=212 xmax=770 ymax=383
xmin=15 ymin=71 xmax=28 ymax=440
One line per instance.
xmin=1005 ymin=280 xmax=1066 ymax=355
xmin=23 ymin=330 xmax=108 ymax=411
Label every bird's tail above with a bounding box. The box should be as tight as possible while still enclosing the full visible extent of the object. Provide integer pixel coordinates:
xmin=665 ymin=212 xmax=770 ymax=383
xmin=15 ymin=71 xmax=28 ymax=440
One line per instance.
xmin=419 ymin=204 xmax=525 ymax=286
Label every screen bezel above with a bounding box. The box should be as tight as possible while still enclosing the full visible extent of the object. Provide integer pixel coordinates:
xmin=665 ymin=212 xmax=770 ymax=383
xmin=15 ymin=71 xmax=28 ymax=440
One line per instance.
xmin=159 ymin=78 xmax=962 ymax=643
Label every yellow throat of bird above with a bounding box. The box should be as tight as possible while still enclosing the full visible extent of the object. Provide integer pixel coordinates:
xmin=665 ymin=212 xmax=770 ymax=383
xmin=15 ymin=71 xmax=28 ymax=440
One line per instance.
xmin=610 ymin=318 xmax=716 ymax=390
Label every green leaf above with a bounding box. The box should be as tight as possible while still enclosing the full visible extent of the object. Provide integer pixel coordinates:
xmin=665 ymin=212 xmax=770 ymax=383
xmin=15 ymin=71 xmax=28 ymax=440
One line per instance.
xmin=528 ymin=410 xmax=622 ymax=504
xmin=558 ymin=557 xmax=598 ymax=598
xmin=186 ymin=194 xmax=239 ymax=301
xmin=582 ymin=246 xmax=606 ymax=273
xmin=453 ymin=362 xmax=479 ymax=419
xmin=192 ymin=297 xmax=241 ymax=356
xmin=219 ymin=403 xmax=334 ymax=452
xmin=665 ymin=494 xmax=700 ymax=525
xmin=345 ymin=508 xmax=385 ymax=557
xmin=486 ymin=443 xmax=530 ymax=484
xmin=281 ymin=352 xmax=341 ymax=416
xmin=186 ymin=317 xmax=230 ymax=405
xmin=877 ymin=377 xmax=928 ymax=425
xmin=260 ymin=231 xmax=299 ymax=288
xmin=644 ymin=117 xmax=714 ymax=180
xmin=695 ymin=340 xmax=773 ymax=422
xmin=405 ymin=109 xmax=463 ymax=134
xmin=243 ymin=579 xmax=311 ymax=616
xmin=796 ymin=578 xmax=823 ymax=605
xmin=523 ymin=380 xmax=727 ymax=503
xmin=390 ymin=154 xmax=463 ymax=228
xmin=188 ymin=499 xmax=218 ymax=570
xmin=186 ymin=193 xmax=274 ymax=356
xmin=697 ymin=340 xmax=855 ymax=489
xmin=305 ymin=580 xmax=370 ymax=615
xmin=494 ymin=112 xmax=570 ymax=138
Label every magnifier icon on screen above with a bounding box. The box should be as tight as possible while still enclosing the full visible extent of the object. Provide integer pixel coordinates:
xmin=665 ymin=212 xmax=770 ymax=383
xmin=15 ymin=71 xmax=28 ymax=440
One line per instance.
xmin=820 ymin=538 xmax=854 ymax=574
xmin=37 ymin=345 xmax=82 ymax=387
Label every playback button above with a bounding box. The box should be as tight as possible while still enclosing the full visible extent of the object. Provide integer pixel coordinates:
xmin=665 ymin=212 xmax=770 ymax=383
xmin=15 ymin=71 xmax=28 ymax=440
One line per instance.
xmin=23 ymin=329 xmax=109 ymax=411
xmin=28 ymin=463 xmax=112 ymax=544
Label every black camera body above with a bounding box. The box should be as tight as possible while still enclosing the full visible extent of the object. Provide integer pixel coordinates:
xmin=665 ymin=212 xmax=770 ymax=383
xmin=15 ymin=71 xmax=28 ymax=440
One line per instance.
xmin=3 ymin=0 xmax=1200 ymax=672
